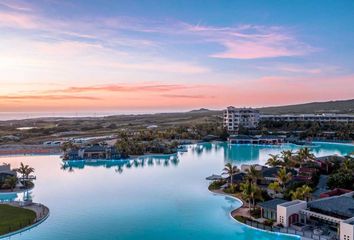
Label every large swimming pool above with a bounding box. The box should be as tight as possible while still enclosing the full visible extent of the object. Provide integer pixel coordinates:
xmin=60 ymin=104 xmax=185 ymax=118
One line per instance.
xmin=1 ymin=142 xmax=353 ymax=240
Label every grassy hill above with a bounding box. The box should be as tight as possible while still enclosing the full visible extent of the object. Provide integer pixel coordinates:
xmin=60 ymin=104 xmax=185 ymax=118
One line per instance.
xmin=258 ymin=99 xmax=354 ymax=114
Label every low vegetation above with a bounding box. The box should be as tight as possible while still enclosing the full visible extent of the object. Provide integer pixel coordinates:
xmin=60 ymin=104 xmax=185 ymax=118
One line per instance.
xmin=0 ymin=205 xmax=36 ymax=236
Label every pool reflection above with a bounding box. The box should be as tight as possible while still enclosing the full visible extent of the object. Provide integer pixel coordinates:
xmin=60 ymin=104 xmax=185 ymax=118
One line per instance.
xmin=61 ymin=155 xmax=180 ymax=174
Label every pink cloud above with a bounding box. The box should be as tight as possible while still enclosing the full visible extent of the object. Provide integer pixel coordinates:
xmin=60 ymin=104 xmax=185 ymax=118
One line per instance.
xmin=0 ymin=0 xmax=33 ymax=12
xmin=179 ymin=23 xmax=314 ymax=59
xmin=0 ymin=95 xmax=100 ymax=101
xmin=0 ymin=75 xmax=353 ymax=111
xmin=60 ymin=83 xmax=195 ymax=93
xmin=0 ymin=12 xmax=38 ymax=29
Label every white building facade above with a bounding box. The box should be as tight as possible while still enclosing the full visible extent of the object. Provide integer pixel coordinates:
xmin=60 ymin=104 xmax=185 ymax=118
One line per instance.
xmin=276 ymin=193 xmax=354 ymax=240
xmin=341 ymin=218 xmax=354 ymax=240
xmin=277 ymin=200 xmax=307 ymax=227
xmin=223 ymin=107 xmax=260 ymax=133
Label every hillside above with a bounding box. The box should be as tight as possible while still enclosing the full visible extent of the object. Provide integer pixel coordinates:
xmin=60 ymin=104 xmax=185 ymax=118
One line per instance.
xmin=258 ymin=99 xmax=354 ymax=115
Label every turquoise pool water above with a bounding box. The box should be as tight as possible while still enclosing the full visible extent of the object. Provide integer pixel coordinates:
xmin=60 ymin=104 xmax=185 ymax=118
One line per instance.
xmin=1 ymin=142 xmax=353 ymax=240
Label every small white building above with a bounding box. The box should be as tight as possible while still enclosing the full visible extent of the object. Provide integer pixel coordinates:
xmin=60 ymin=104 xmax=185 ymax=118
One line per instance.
xmin=277 ymin=200 xmax=307 ymax=227
xmin=341 ymin=217 xmax=354 ymax=240
xmin=276 ymin=192 xmax=354 ymax=239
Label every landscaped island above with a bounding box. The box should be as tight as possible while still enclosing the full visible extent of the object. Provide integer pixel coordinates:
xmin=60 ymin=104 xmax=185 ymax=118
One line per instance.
xmin=207 ymin=147 xmax=354 ymax=240
xmin=62 ymin=132 xmax=182 ymax=160
xmin=0 ymin=163 xmax=49 ymax=238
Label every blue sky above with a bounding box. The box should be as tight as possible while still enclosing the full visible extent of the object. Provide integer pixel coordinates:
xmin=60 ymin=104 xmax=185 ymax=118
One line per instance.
xmin=0 ymin=0 xmax=353 ymax=112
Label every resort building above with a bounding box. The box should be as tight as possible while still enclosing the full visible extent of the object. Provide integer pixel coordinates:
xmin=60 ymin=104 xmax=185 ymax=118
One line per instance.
xmin=241 ymin=164 xmax=266 ymax=173
xmin=64 ymin=145 xmax=122 ymax=160
xmin=315 ymin=155 xmax=347 ymax=173
xmin=228 ymin=135 xmax=285 ymax=145
xmin=261 ymin=113 xmax=354 ymax=123
xmin=0 ymin=164 xmax=17 ymax=182
xmin=223 ymin=107 xmax=260 ymax=133
xmin=277 ymin=200 xmax=308 ymax=227
xmin=341 ymin=218 xmax=354 ymax=240
xmin=258 ymin=198 xmax=288 ymax=221
xmin=276 ymin=192 xmax=354 ymax=239
xmin=260 ymin=167 xmax=297 ymax=185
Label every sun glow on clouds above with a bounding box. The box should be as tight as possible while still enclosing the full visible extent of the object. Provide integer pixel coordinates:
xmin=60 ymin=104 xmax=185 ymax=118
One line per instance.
xmin=0 ymin=0 xmax=353 ymax=111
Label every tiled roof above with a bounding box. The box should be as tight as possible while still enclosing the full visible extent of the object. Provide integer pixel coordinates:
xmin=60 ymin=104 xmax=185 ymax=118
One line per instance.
xmin=258 ymin=198 xmax=288 ymax=210
xmin=308 ymin=192 xmax=354 ymax=219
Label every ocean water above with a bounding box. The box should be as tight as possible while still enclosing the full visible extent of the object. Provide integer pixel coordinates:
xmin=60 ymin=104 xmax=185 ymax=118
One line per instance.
xmin=1 ymin=142 xmax=353 ymax=240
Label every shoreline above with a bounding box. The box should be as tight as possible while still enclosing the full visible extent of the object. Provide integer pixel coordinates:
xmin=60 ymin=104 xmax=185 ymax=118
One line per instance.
xmin=1 ymin=140 xmax=353 ymax=158
xmin=208 ymin=188 xmax=301 ymax=239
xmin=0 ymin=202 xmax=49 ymax=239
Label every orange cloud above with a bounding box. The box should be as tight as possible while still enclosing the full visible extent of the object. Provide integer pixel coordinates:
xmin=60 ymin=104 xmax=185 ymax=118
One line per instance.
xmin=0 ymin=95 xmax=100 ymax=101
xmin=58 ymin=83 xmax=197 ymax=93
xmin=1 ymin=75 xmax=353 ymax=112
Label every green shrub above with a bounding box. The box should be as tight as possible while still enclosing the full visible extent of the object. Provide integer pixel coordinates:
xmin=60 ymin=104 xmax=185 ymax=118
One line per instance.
xmin=264 ymin=219 xmax=274 ymax=226
xmin=250 ymin=208 xmax=261 ymax=218
xmin=208 ymin=180 xmax=226 ymax=190
xmin=223 ymin=184 xmax=238 ymax=194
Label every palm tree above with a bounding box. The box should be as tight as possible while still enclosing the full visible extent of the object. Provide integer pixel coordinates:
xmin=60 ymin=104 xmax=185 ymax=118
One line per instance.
xmin=281 ymin=150 xmax=294 ymax=167
xmin=240 ymin=181 xmax=262 ymax=211
xmin=301 ymin=185 xmax=312 ymax=201
xmin=268 ymin=181 xmax=281 ymax=194
xmin=290 ymin=189 xmax=303 ymax=200
xmin=266 ymin=154 xmax=282 ymax=167
xmin=222 ymin=163 xmax=239 ymax=185
xmin=276 ymin=167 xmax=292 ymax=192
xmin=245 ymin=165 xmax=261 ymax=184
xmin=290 ymin=185 xmax=312 ymax=201
xmin=25 ymin=166 xmax=35 ymax=179
xmin=240 ymin=181 xmax=252 ymax=210
xmin=17 ymin=163 xmax=34 ymax=180
xmin=297 ymin=147 xmax=315 ymax=163
xmin=17 ymin=162 xmax=28 ymax=181
xmin=2 ymin=176 xmax=18 ymax=191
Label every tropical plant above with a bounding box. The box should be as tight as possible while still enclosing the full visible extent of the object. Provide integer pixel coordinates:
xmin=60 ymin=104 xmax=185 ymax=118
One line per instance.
xmin=25 ymin=166 xmax=35 ymax=179
xmin=276 ymin=167 xmax=292 ymax=192
xmin=328 ymin=172 xmax=354 ymax=190
xmin=17 ymin=163 xmax=35 ymax=181
xmin=240 ymin=181 xmax=262 ymax=211
xmin=268 ymin=181 xmax=281 ymax=194
xmin=290 ymin=185 xmax=312 ymax=201
xmin=222 ymin=163 xmax=239 ymax=186
xmin=245 ymin=165 xmax=261 ymax=184
xmin=281 ymin=150 xmax=295 ymax=167
xmin=297 ymin=147 xmax=315 ymax=163
xmin=2 ymin=176 xmax=18 ymax=191
xmin=60 ymin=141 xmax=77 ymax=152
xmin=266 ymin=154 xmax=282 ymax=167
xmin=17 ymin=162 xmax=27 ymax=181
xmin=341 ymin=158 xmax=354 ymax=172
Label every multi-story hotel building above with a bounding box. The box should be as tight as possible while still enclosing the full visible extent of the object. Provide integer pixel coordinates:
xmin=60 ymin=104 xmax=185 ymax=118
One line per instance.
xmin=224 ymin=107 xmax=354 ymax=133
xmin=261 ymin=114 xmax=354 ymax=123
xmin=223 ymin=107 xmax=260 ymax=133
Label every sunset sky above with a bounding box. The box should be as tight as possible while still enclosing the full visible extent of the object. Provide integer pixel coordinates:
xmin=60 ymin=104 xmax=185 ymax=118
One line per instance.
xmin=1 ymin=0 xmax=354 ymax=112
